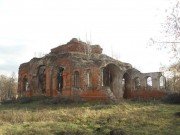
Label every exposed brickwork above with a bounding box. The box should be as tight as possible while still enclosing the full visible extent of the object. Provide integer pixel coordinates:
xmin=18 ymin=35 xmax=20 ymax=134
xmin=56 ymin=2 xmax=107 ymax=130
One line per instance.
xmin=51 ymin=38 xmax=102 ymax=54
xmin=130 ymin=89 xmax=166 ymax=99
xmin=18 ymin=38 xmax=168 ymax=101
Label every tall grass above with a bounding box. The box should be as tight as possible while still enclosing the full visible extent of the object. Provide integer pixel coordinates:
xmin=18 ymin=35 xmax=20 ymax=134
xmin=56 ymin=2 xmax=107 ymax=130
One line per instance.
xmin=0 ymin=97 xmax=179 ymax=135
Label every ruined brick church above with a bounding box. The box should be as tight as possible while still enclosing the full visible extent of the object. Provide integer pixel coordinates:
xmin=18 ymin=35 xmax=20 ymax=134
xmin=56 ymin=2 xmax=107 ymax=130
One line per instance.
xmin=18 ymin=38 xmax=167 ymax=101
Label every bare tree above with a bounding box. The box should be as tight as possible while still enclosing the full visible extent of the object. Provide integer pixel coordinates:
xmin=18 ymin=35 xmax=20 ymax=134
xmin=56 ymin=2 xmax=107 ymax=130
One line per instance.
xmin=34 ymin=52 xmax=46 ymax=58
xmin=149 ymin=0 xmax=180 ymax=62
xmin=83 ymin=33 xmax=92 ymax=59
xmin=163 ymin=0 xmax=180 ymax=40
xmin=149 ymin=0 xmax=180 ymax=92
xmin=160 ymin=62 xmax=180 ymax=92
xmin=0 ymin=73 xmax=17 ymax=101
xmin=168 ymin=63 xmax=180 ymax=92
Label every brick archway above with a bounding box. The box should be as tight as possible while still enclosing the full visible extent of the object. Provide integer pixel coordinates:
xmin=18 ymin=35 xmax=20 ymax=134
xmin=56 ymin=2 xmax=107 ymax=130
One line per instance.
xmin=104 ymin=63 xmax=121 ymax=98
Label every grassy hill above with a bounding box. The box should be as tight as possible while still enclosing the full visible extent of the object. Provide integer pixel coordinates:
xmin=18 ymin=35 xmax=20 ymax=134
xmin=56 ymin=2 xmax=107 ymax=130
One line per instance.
xmin=0 ymin=96 xmax=179 ymax=135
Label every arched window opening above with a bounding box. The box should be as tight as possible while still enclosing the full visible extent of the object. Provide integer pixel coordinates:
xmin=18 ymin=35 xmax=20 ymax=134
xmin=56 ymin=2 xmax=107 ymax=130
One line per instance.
xmin=160 ymin=76 xmax=166 ymax=89
xmin=87 ymin=69 xmax=91 ymax=87
xmin=57 ymin=67 xmax=64 ymax=94
xmin=101 ymin=68 xmax=104 ymax=86
xmin=134 ymin=77 xmax=141 ymax=90
xmin=122 ymin=78 xmax=125 ymax=93
xmin=146 ymin=77 xmax=152 ymax=90
xmin=38 ymin=65 xmax=46 ymax=94
xmin=122 ymin=78 xmax=125 ymax=88
xmin=74 ymin=71 xmax=80 ymax=88
xmin=22 ymin=75 xmax=28 ymax=96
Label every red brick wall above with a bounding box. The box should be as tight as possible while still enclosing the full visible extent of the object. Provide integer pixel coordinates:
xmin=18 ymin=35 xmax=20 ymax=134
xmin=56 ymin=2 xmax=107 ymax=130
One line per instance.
xmin=80 ymin=90 xmax=109 ymax=101
xmin=128 ymin=87 xmax=167 ymax=99
xmin=51 ymin=42 xmax=102 ymax=54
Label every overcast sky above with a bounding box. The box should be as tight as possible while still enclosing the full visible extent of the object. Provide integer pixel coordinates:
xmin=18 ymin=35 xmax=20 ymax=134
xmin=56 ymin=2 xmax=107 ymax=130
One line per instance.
xmin=0 ymin=0 xmax=173 ymax=76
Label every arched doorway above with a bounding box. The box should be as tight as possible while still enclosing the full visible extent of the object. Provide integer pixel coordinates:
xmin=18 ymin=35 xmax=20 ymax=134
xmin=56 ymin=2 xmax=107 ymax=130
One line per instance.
xmin=123 ymin=73 xmax=131 ymax=98
xmin=103 ymin=64 xmax=121 ymax=98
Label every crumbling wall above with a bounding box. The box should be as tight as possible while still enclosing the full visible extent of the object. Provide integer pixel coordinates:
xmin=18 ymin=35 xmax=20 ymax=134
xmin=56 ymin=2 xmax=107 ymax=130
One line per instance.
xmin=122 ymin=69 xmax=167 ymax=99
xmin=51 ymin=38 xmax=102 ymax=54
xmin=18 ymin=38 xmax=167 ymax=101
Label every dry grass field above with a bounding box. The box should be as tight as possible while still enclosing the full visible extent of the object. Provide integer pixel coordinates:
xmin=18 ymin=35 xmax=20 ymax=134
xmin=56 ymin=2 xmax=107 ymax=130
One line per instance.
xmin=0 ymin=96 xmax=179 ymax=135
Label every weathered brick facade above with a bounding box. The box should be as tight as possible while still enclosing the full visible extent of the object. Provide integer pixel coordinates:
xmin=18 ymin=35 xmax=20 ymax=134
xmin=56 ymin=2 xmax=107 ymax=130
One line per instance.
xmin=18 ymin=38 xmax=167 ymax=101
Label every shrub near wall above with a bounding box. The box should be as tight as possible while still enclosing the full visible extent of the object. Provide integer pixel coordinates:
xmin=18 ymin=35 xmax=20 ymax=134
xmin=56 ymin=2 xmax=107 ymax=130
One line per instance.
xmin=162 ymin=92 xmax=180 ymax=104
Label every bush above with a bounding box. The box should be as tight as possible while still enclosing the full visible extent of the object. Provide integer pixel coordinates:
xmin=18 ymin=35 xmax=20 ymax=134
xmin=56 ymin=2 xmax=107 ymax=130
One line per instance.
xmin=1 ymin=99 xmax=15 ymax=104
xmin=19 ymin=97 xmax=32 ymax=104
xmin=162 ymin=92 xmax=180 ymax=104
